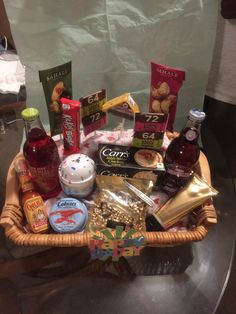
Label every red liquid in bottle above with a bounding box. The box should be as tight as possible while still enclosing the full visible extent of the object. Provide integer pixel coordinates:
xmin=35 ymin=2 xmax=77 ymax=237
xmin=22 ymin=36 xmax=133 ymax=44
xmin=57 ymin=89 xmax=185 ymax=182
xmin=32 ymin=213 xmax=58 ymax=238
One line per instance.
xmin=163 ymin=109 xmax=205 ymax=194
xmin=164 ymin=126 xmax=200 ymax=169
xmin=23 ymin=127 xmax=61 ymax=199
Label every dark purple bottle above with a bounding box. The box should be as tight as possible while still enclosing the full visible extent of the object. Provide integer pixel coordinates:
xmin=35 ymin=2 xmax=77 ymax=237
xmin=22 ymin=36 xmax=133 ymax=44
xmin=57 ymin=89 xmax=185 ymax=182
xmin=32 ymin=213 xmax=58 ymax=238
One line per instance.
xmin=164 ymin=109 xmax=206 ymax=170
xmin=146 ymin=110 xmax=205 ymax=232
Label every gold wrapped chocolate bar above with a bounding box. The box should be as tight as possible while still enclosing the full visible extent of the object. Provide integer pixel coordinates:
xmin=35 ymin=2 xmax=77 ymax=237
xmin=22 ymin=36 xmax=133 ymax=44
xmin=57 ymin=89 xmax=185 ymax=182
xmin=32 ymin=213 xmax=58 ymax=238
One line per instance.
xmin=152 ymin=174 xmax=218 ymax=230
xmin=88 ymin=175 xmax=153 ymax=232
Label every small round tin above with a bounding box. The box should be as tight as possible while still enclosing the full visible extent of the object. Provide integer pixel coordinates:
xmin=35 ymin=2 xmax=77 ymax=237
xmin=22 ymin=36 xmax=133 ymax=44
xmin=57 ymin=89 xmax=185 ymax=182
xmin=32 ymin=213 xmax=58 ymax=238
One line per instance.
xmin=49 ymin=197 xmax=88 ymax=233
xmin=58 ymin=153 xmax=96 ymax=198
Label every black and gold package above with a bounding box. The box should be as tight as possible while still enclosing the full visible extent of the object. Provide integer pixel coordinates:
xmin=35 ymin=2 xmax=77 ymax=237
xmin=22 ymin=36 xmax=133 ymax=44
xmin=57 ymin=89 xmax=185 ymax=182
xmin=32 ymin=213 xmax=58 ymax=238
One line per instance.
xmin=39 ymin=61 xmax=72 ymax=136
xmin=97 ymin=143 xmax=165 ymax=171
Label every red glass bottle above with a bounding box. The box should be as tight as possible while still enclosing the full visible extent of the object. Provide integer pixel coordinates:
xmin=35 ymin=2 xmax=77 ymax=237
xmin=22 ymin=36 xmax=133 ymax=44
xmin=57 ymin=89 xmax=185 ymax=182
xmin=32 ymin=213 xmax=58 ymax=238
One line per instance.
xmin=21 ymin=107 xmax=61 ymax=199
xmin=164 ymin=109 xmax=206 ymax=170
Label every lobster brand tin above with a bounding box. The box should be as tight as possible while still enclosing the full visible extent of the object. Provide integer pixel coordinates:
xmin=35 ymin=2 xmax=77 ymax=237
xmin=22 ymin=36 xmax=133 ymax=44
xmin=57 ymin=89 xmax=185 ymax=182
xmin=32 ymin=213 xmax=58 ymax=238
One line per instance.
xmin=58 ymin=153 xmax=96 ymax=198
xmin=49 ymin=197 xmax=88 ymax=233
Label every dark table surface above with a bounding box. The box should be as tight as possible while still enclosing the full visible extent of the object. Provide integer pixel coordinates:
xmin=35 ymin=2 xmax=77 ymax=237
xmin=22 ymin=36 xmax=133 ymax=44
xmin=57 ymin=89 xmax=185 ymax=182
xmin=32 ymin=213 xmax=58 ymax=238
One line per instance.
xmin=0 ymin=106 xmax=236 ymax=314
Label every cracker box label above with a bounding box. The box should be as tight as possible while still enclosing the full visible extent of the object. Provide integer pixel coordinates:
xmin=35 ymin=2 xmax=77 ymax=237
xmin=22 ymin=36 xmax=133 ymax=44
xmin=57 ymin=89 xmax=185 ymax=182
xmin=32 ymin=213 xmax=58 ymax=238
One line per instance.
xmin=96 ymin=164 xmax=160 ymax=185
xmin=97 ymin=143 xmax=165 ymax=171
xmin=80 ymin=89 xmax=107 ymax=136
xmin=132 ymin=112 xmax=168 ymax=149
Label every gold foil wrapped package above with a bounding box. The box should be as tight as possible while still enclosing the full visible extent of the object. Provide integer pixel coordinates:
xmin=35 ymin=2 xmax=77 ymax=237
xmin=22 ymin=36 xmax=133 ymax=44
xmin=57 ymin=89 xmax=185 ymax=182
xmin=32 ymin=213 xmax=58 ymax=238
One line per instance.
xmin=89 ymin=175 xmax=153 ymax=232
xmin=153 ymin=174 xmax=218 ymax=230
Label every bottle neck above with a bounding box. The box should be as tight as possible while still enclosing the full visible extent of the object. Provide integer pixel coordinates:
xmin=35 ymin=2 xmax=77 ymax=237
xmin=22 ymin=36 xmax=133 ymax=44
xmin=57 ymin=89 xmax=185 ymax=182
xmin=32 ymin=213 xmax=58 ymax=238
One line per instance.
xmin=180 ymin=117 xmax=202 ymax=138
xmin=23 ymin=117 xmax=46 ymax=139
xmin=185 ymin=117 xmax=202 ymax=131
xmin=18 ymin=169 xmax=35 ymax=193
xmin=180 ymin=118 xmax=204 ymax=143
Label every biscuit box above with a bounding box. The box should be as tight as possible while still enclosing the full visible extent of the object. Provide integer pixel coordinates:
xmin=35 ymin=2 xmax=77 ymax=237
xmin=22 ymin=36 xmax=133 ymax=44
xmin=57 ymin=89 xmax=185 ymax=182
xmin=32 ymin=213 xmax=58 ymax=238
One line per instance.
xmin=96 ymin=143 xmax=165 ymax=171
xmin=96 ymin=164 xmax=163 ymax=188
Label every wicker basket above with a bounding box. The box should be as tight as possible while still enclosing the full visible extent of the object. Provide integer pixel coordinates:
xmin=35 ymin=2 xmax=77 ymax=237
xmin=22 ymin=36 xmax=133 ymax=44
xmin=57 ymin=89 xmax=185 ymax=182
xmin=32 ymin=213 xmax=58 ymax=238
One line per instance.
xmin=0 ymin=149 xmax=217 ymax=248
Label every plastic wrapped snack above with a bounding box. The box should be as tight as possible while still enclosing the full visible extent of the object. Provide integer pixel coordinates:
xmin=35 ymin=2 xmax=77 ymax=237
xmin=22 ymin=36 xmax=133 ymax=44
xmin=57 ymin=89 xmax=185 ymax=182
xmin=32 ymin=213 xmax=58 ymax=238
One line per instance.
xmin=89 ymin=176 xmax=153 ymax=232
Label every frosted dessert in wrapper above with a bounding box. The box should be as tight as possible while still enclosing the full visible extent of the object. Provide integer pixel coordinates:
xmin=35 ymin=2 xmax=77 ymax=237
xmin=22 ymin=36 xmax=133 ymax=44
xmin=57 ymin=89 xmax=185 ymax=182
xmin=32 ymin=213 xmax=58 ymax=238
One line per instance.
xmin=61 ymin=98 xmax=81 ymax=155
xmin=39 ymin=61 xmax=72 ymax=136
xmin=58 ymin=153 xmax=96 ymax=198
xmin=149 ymin=62 xmax=185 ymax=131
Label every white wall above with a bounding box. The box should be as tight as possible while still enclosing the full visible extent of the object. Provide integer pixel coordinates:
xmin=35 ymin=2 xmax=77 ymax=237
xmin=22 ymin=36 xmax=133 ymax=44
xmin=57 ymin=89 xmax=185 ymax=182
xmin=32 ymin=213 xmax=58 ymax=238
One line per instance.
xmin=4 ymin=0 xmax=218 ymax=130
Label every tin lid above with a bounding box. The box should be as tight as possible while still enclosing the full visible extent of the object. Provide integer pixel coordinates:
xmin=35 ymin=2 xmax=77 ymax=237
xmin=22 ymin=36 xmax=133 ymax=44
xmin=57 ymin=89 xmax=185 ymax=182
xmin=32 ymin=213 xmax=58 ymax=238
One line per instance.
xmin=188 ymin=109 xmax=206 ymax=122
xmin=21 ymin=108 xmax=40 ymax=121
xmin=58 ymin=153 xmax=96 ymax=185
xmin=49 ymin=197 xmax=88 ymax=233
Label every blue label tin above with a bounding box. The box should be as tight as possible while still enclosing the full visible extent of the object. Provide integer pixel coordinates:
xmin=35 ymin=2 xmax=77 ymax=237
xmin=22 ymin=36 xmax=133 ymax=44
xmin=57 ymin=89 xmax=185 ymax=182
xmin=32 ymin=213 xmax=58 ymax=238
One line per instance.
xmin=49 ymin=197 xmax=88 ymax=233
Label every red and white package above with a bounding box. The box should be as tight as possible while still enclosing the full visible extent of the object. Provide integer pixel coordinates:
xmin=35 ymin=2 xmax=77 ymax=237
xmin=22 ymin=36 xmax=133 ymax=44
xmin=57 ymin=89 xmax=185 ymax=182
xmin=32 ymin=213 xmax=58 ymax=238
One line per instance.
xmin=149 ymin=62 xmax=185 ymax=132
xmin=61 ymin=98 xmax=81 ymax=155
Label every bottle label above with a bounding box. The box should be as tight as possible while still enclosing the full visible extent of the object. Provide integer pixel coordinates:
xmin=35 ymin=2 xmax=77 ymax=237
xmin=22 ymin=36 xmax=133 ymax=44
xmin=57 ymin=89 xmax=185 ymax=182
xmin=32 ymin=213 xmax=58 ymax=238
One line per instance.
xmin=185 ymin=129 xmax=197 ymax=141
xmin=15 ymin=159 xmax=35 ymax=192
xmin=18 ymin=169 xmax=35 ymax=192
xmin=162 ymin=165 xmax=193 ymax=196
xmin=166 ymin=166 xmax=191 ymax=178
xmin=29 ymin=163 xmax=59 ymax=193
xmin=24 ymin=196 xmax=48 ymax=232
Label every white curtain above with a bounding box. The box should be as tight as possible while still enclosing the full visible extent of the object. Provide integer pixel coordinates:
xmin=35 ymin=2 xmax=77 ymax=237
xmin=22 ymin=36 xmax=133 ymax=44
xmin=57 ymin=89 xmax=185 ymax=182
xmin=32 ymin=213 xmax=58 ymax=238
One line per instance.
xmin=4 ymin=0 xmax=218 ymax=129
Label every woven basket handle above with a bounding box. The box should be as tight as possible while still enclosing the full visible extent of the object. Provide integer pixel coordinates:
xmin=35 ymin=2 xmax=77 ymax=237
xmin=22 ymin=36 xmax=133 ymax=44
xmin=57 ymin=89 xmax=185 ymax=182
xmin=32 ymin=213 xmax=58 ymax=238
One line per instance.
xmin=194 ymin=151 xmax=217 ymax=226
xmin=0 ymin=152 xmax=24 ymax=229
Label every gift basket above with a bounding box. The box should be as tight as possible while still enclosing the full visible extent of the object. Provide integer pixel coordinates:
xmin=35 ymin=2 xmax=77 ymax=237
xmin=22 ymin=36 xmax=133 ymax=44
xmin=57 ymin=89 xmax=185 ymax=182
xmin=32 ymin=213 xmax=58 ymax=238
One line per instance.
xmin=0 ymin=61 xmax=218 ymax=251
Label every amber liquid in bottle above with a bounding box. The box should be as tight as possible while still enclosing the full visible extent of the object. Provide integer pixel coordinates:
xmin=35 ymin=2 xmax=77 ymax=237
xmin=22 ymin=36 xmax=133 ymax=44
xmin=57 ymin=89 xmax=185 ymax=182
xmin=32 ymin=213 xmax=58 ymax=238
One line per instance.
xmin=15 ymin=159 xmax=49 ymax=233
